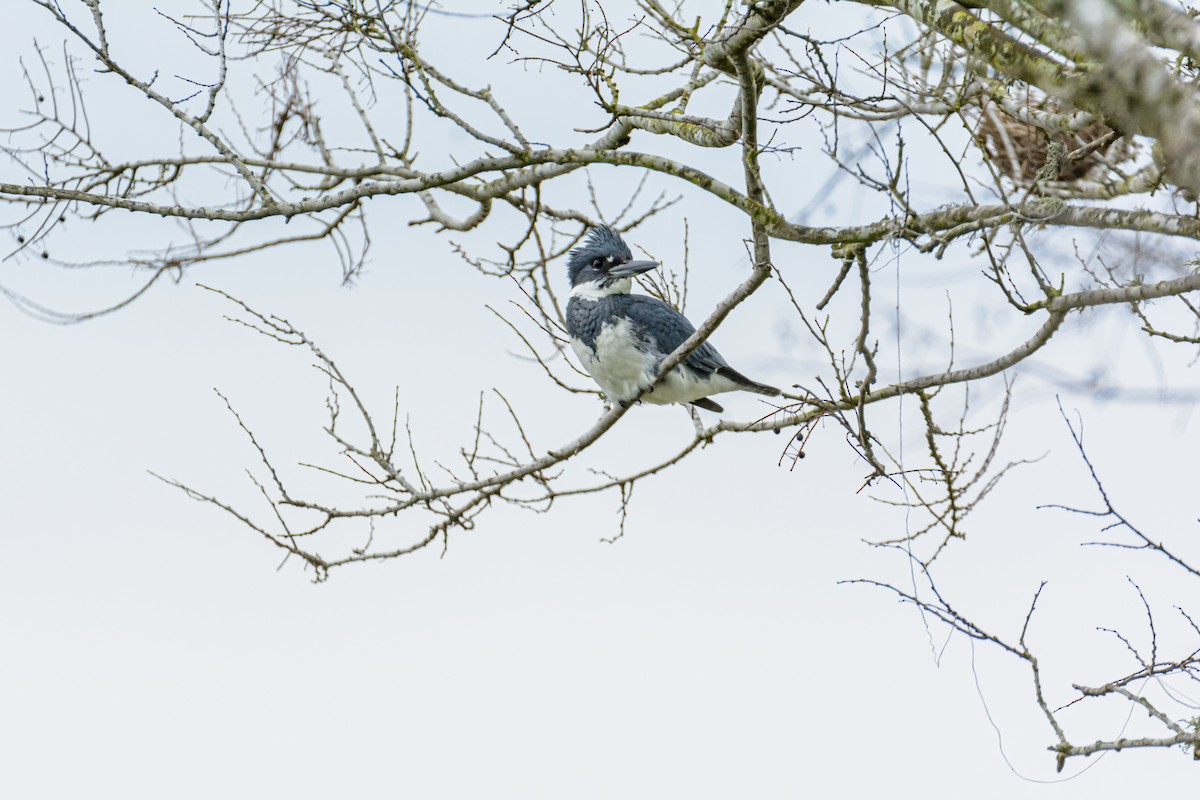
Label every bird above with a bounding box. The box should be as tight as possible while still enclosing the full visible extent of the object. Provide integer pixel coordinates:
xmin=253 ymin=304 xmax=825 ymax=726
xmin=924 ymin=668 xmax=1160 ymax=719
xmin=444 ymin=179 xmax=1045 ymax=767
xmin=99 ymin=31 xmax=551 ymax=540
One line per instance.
xmin=564 ymin=226 xmax=780 ymax=413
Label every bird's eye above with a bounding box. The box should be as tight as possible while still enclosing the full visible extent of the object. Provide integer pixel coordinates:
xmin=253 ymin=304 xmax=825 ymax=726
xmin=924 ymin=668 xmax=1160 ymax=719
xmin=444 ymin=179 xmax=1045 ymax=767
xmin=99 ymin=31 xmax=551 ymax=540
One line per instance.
xmin=592 ymin=257 xmax=604 ymax=269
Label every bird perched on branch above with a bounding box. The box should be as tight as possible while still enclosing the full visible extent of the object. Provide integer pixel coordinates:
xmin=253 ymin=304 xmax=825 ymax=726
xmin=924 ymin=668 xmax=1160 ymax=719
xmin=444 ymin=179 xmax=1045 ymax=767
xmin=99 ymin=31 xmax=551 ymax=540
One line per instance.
xmin=565 ymin=226 xmax=780 ymax=413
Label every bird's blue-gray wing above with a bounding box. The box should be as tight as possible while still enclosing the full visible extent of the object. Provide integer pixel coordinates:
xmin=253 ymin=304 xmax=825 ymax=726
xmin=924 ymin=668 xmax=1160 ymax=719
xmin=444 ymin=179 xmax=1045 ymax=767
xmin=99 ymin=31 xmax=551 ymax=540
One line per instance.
xmin=610 ymin=295 xmax=729 ymax=376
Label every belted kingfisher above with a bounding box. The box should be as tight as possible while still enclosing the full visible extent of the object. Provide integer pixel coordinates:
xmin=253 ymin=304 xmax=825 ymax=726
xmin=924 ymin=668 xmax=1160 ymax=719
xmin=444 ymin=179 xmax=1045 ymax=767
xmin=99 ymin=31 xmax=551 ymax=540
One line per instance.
xmin=565 ymin=226 xmax=780 ymax=413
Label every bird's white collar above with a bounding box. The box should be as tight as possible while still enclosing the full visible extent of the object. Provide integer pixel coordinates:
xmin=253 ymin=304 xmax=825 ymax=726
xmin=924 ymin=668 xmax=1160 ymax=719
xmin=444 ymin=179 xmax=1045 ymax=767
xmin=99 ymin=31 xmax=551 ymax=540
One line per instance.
xmin=570 ymin=278 xmax=633 ymax=300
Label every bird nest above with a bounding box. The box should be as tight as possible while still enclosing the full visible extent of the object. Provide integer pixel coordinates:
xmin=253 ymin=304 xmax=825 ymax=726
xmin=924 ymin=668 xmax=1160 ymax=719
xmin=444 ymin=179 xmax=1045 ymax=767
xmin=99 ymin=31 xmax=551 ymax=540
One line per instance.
xmin=975 ymin=99 xmax=1129 ymax=183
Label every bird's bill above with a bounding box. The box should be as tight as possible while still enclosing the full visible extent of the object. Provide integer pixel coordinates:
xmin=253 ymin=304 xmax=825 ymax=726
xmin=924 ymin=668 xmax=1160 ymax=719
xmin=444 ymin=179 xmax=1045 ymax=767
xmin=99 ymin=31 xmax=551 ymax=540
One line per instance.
xmin=608 ymin=260 xmax=659 ymax=278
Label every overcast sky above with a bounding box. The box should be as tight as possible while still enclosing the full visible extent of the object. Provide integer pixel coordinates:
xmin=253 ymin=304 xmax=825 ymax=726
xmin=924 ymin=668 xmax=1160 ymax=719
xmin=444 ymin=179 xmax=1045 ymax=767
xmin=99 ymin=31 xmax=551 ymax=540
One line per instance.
xmin=2 ymin=2 xmax=1197 ymax=797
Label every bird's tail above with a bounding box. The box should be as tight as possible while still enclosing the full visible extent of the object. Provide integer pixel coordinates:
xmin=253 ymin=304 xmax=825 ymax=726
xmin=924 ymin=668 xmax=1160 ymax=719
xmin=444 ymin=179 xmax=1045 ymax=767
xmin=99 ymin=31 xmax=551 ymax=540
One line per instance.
xmin=742 ymin=380 xmax=781 ymax=397
xmin=717 ymin=366 xmax=781 ymax=397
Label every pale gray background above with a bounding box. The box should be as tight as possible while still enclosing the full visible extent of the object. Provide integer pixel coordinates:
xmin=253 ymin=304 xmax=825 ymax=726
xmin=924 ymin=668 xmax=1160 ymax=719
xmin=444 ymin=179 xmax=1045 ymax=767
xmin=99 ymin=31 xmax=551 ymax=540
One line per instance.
xmin=2 ymin=2 xmax=1196 ymax=797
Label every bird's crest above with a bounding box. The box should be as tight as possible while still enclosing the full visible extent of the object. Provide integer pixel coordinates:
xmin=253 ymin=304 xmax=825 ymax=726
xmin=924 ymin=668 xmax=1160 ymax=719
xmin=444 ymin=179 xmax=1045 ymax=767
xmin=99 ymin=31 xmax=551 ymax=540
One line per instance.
xmin=567 ymin=225 xmax=632 ymax=285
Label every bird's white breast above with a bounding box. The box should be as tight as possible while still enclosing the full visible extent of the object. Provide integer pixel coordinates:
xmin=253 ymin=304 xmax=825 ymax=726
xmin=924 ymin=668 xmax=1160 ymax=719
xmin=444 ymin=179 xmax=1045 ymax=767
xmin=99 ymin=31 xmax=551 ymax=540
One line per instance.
xmin=571 ymin=317 xmax=656 ymax=404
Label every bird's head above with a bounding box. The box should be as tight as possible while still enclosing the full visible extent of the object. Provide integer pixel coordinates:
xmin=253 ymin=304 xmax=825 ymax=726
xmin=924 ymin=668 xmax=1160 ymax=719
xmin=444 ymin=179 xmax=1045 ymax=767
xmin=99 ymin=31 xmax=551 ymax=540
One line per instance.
xmin=566 ymin=226 xmax=659 ymax=293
